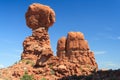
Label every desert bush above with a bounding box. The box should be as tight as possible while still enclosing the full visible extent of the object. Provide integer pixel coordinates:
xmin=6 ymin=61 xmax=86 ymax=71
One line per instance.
xmin=49 ymin=64 xmax=53 ymax=69
xmin=41 ymin=77 xmax=46 ymax=80
xmin=20 ymin=71 xmax=34 ymax=80
xmin=20 ymin=59 xmax=35 ymax=67
xmin=50 ymin=69 xmax=55 ymax=75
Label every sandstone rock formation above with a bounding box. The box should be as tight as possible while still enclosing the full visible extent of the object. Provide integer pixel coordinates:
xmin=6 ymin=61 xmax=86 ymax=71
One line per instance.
xmin=55 ymin=32 xmax=98 ymax=77
xmin=57 ymin=37 xmax=66 ymax=59
xmin=57 ymin=32 xmax=97 ymax=66
xmin=22 ymin=3 xmax=98 ymax=78
xmin=21 ymin=3 xmax=55 ymax=66
xmin=25 ymin=3 xmax=55 ymax=30
xmin=0 ymin=3 xmax=99 ymax=80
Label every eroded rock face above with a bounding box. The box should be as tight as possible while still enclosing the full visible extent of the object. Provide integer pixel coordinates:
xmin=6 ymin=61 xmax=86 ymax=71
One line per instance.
xmin=22 ymin=3 xmax=98 ymax=77
xmin=21 ymin=3 xmax=54 ymax=65
xmin=4 ymin=3 xmax=98 ymax=80
xmin=57 ymin=37 xmax=66 ymax=59
xmin=57 ymin=32 xmax=98 ymax=76
xmin=66 ymin=32 xmax=88 ymax=51
xmin=66 ymin=32 xmax=90 ymax=63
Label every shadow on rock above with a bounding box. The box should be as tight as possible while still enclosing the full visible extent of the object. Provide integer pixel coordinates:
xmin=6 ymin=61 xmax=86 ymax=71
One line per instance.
xmin=59 ymin=69 xmax=120 ymax=80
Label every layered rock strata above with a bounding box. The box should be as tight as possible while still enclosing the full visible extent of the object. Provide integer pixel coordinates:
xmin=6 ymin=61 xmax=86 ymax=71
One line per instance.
xmin=55 ymin=32 xmax=98 ymax=77
xmin=57 ymin=32 xmax=97 ymax=66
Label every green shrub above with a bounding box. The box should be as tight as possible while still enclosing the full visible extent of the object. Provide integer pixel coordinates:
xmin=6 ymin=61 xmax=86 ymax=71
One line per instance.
xmin=26 ymin=60 xmax=35 ymax=67
xmin=49 ymin=64 xmax=53 ymax=69
xmin=41 ymin=77 xmax=46 ymax=80
xmin=20 ymin=59 xmax=35 ymax=67
xmin=26 ymin=60 xmax=31 ymax=64
xmin=20 ymin=72 xmax=34 ymax=80
xmin=50 ymin=69 xmax=55 ymax=75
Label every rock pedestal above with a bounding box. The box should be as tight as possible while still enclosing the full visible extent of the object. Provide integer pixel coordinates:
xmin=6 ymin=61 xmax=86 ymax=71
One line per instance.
xmin=21 ymin=3 xmax=55 ymax=66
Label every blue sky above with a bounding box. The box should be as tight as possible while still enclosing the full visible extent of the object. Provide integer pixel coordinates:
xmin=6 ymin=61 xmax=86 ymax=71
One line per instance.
xmin=0 ymin=0 xmax=120 ymax=69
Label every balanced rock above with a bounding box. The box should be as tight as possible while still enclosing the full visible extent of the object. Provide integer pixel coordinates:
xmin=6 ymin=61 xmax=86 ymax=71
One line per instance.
xmin=26 ymin=3 xmax=55 ymax=30
xmin=21 ymin=3 xmax=55 ymax=65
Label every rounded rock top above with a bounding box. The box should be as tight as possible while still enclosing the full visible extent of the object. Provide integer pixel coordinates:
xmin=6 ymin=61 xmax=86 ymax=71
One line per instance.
xmin=67 ymin=32 xmax=84 ymax=40
xmin=25 ymin=3 xmax=56 ymax=30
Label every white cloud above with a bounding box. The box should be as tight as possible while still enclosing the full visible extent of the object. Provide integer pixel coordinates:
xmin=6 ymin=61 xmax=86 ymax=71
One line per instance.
xmin=107 ymin=63 xmax=116 ymax=66
xmin=106 ymin=62 xmax=120 ymax=69
xmin=94 ymin=51 xmax=107 ymax=55
xmin=95 ymin=32 xmax=120 ymax=40
xmin=0 ymin=64 xmax=4 ymax=68
xmin=99 ymin=62 xmax=120 ymax=70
